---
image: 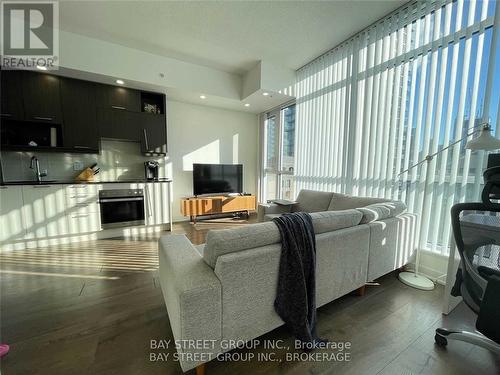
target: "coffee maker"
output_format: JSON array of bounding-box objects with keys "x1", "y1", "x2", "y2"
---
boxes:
[{"x1": 144, "y1": 161, "x2": 159, "y2": 181}]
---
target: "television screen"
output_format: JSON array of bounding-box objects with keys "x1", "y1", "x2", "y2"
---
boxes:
[{"x1": 193, "y1": 163, "x2": 243, "y2": 195}]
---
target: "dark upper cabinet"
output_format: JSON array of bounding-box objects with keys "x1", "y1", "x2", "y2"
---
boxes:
[
  {"x1": 140, "y1": 114, "x2": 167, "y2": 154},
  {"x1": 96, "y1": 84, "x2": 141, "y2": 112},
  {"x1": 22, "y1": 71, "x2": 62, "y2": 123},
  {"x1": 97, "y1": 107, "x2": 140, "y2": 142},
  {"x1": 61, "y1": 78, "x2": 99, "y2": 152},
  {"x1": 1, "y1": 71, "x2": 167, "y2": 154},
  {"x1": 0, "y1": 70, "x2": 24, "y2": 120}
]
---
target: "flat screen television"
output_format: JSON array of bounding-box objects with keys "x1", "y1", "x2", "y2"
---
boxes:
[{"x1": 193, "y1": 163, "x2": 243, "y2": 196}]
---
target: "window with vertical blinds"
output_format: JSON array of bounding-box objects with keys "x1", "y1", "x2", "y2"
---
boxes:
[{"x1": 295, "y1": 0, "x2": 499, "y2": 254}]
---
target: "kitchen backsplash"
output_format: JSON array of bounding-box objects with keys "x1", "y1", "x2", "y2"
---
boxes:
[{"x1": 1, "y1": 140, "x2": 167, "y2": 182}]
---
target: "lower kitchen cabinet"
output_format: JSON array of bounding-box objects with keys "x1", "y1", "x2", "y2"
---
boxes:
[
  {"x1": 0, "y1": 186, "x2": 27, "y2": 242},
  {"x1": 65, "y1": 184, "x2": 101, "y2": 234},
  {"x1": 67, "y1": 212, "x2": 101, "y2": 234},
  {"x1": 144, "y1": 183, "x2": 171, "y2": 226},
  {"x1": 22, "y1": 185, "x2": 68, "y2": 238},
  {"x1": 0, "y1": 182, "x2": 171, "y2": 247}
]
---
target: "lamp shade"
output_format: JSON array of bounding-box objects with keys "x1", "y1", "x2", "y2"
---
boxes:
[{"x1": 466, "y1": 125, "x2": 500, "y2": 151}]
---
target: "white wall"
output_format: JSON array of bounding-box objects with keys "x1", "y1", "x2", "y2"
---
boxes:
[
  {"x1": 166, "y1": 100, "x2": 259, "y2": 221},
  {"x1": 59, "y1": 30, "x2": 241, "y2": 100}
]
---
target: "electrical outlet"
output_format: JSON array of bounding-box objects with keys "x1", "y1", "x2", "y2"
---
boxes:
[{"x1": 73, "y1": 161, "x2": 84, "y2": 171}]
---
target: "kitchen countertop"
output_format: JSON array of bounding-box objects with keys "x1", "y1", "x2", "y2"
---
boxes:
[{"x1": 1, "y1": 178, "x2": 172, "y2": 186}]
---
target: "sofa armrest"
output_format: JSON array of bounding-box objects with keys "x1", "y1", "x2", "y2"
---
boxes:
[
  {"x1": 158, "y1": 235, "x2": 222, "y2": 371},
  {"x1": 257, "y1": 203, "x2": 293, "y2": 222}
]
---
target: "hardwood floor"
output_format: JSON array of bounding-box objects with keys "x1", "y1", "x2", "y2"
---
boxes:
[{"x1": 1, "y1": 218, "x2": 498, "y2": 375}]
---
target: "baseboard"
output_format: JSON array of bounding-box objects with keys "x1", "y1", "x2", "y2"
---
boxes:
[{"x1": 405, "y1": 249, "x2": 449, "y2": 286}]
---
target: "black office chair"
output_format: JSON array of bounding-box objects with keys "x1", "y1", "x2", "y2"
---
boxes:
[{"x1": 435, "y1": 173, "x2": 500, "y2": 353}]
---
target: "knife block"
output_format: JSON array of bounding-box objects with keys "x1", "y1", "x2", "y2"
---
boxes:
[{"x1": 75, "y1": 167, "x2": 95, "y2": 182}]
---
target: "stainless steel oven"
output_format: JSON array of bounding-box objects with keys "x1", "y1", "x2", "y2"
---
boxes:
[{"x1": 99, "y1": 189, "x2": 145, "y2": 229}]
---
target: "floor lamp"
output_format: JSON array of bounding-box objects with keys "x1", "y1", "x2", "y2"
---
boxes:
[{"x1": 398, "y1": 123, "x2": 500, "y2": 291}]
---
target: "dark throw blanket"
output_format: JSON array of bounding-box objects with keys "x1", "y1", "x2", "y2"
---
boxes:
[{"x1": 272, "y1": 212, "x2": 321, "y2": 345}]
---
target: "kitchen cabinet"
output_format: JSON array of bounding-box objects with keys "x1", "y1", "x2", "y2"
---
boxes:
[
  {"x1": 22, "y1": 185, "x2": 68, "y2": 238},
  {"x1": 97, "y1": 107, "x2": 140, "y2": 141},
  {"x1": 64, "y1": 184, "x2": 101, "y2": 234},
  {"x1": 97, "y1": 84, "x2": 141, "y2": 112},
  {"x1": 61, "y1": 78, "x2": 99, "y2": 152},
  {"x1": 144, "y1": 183, "x2": 171, "y2": 226},
  {"x1": 140, "y1": 114, "x2": 167, "y2": 155},
  {"x1": 22, "y1": 71, "x2": 63, "y2": 123},
  {"x1": 64, "y1": 184, "x2": 99, "y2": 215},
  {"x1": 1, "y1": 71, "x2": 167, "y2": 154},
  {"x1": 1, "y1": 182, "x2": 172, "y2": 248},
  {"x1": 0, "y1": 70, "x2": 24, "y2": 120},
  {"x1": 0, "y1": 186, "x2": 27, "y2": 242}
]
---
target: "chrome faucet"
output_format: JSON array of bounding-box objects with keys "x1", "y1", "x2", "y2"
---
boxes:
[{"x1": 30, "y1": 156, "x2": 47, "y2": 183}]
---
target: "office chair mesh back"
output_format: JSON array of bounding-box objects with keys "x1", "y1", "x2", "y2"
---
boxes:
[
  {"x1": 436, "y1": 173, "x2": 500, "y2": 349},
  {"x1": 451, "y1": 205, "x2": 500, "y2": 313}
]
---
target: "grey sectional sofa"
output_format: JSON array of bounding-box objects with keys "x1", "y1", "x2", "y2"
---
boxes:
[
  {"x1": 257, "y1": 189, "x2": 393, "y2": 221},
  {"x1": 158, "y1": 190, "x2": 417, "y2": 372}
]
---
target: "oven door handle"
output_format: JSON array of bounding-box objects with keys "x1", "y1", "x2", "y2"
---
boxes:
[{"x1": 99, "y1": 197, "x2": 144, "y2": 203}]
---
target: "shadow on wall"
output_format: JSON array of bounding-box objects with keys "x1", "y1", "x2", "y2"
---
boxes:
[
  {"x1": 181, "y1": 132, "x2": 241, "y2": 171},
  {"x1": 182, "y1": 140, "x2": 221, "y2": 171},
  {"x1": 170, "y1": 131, "x2": 247, "y2": 221}
]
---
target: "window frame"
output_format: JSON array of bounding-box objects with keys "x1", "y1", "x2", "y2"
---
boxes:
[{"x1": 260, "y1": 101, "x2": 296, "y2": 202}]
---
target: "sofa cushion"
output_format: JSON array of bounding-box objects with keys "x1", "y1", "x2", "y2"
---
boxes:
[
  {"x1": 194, "y1": 243, "x2": 205, "y2": 256},
  {"x1": 328, "y1": 193, "x2": 391, "y2": 211},
  {"x1": 203, "y1": 222, "x2": 281, "y2": 268},
  {"x1": 357, "y1": 201, "x2": 407, "y2": 223},
  {"x1": 204, "y1": 209, "x2": 365, "y2": 267},
  {"x1": 293, "y1": 189, "x2": 334, "y2": 213},
  {"x1": 310, "y1": 210, "x2": 363, "y2": 234}
]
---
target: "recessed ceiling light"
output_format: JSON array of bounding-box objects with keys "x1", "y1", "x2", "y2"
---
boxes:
[
  {"x1": 200, "y1": 95, "x2": 206, "y2": 99},
  {"x1": 116, "y1": 79, "x2": 125, "y2": 85},
  {"x1": 262, "y1": 92, "x2": 269, "y2": 96},
  {"x1": 244, "y1": 103, "x2": 250, "y2": 107},
  {"x1": 36, "y1": 65, "x2": 47, "y2": 71}
]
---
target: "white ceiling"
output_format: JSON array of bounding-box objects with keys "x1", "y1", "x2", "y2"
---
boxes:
[{"x1": 59, "y1": 0, "x2": 407, "y2": 76}]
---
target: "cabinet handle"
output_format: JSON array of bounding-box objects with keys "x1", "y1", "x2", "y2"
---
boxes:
[
  {"x1": 33, "y1": 185, "x2": 52, "y2": 188},
  {"x1": 33, "y1": 116, "x2": 54, "y2": 121},
  {"x1": 72, "y1": 214, "x2": 89, "y2": 218},
  {"x1": 99, "y1": 197, "x2": 144, "y2": 203},
  {"x1": 146, "y1": 186, "x2": 153, "y2": 217},
  {"x1": 74, "y1": 145, "x2": 91, "y2": 149},
  {"x1": 111, "y1": 106, "x2": 126, "y2": 110},
  {"x1": 1, "y1": 113, "x2": 12, "y2": 117},
  {"x1": 143, "y1": 128, "x2": 150, "y2": 150}
]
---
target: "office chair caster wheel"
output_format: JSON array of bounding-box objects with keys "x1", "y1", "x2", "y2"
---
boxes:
[{"x1": 434, "y1": 334, "x2": 447, "y2": 347}]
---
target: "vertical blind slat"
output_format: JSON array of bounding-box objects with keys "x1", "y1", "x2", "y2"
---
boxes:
[{"x1": 295, "y1": 0, "x2": 497, "y2": 255}]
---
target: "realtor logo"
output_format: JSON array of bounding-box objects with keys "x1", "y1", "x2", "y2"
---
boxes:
[{"x1": 1, "y1": 1, "x2": 59, "y2": 70}]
